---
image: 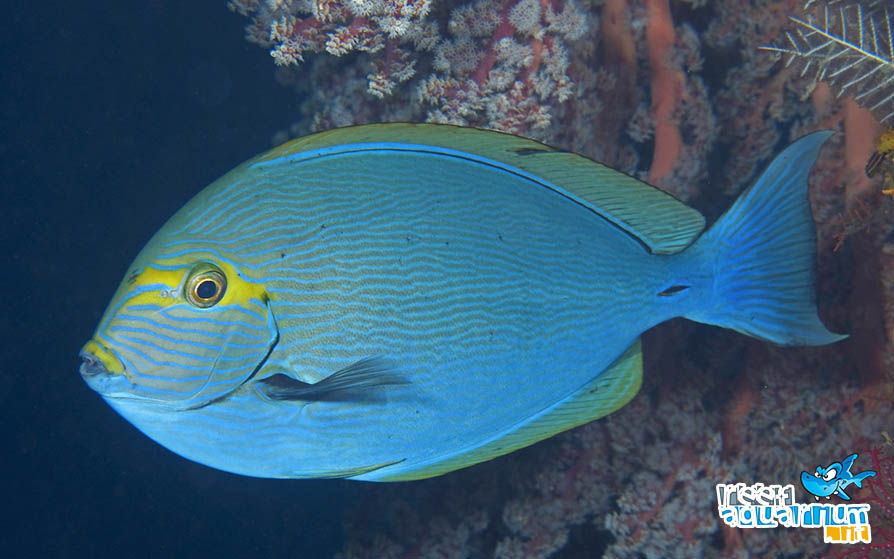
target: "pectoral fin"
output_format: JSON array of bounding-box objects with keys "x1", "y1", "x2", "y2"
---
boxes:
[{"x1": 258, "y1": 356, "x2": 409, "y2": 401}]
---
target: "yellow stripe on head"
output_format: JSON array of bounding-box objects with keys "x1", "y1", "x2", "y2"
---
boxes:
[{"x1": 121, "y1": 257, "x2": 268, "y2": 311}]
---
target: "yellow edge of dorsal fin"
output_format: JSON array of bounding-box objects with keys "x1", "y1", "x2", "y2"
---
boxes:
[
  {"x1": 374, "y1": 339, "x2": 643, "y2": 481},
  {"x1": 255, "y1": 123, "x2": 705, "y2": 254}
]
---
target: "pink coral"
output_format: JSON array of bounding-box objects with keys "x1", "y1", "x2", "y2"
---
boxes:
[
  {"x1": 416, "y1": 0, "x2": 588, "y2": 136},
  {"x1": 231, "y1": 0, "x2": 587, "y2": 138},
  {"x1": 230, "y1": 0, "x2": 436, "y2": 97}
]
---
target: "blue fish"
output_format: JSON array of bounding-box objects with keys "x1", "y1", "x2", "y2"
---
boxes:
[
  {"x1": 801, "y1": 453, "x2": 877, "y2": 500},
  {"x1": 80, "y1": 124, "x2": 846, "y2": 480}
]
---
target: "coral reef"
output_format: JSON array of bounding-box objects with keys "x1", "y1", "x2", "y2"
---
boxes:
[
  {"x1": 229, "y1": 0, "x2": 437, "y2": 96},
  {"x1": 230, "y1": 0, "x2": 588, "y2": 137},
  {"x1": 228, "y1": 0, "x2": 894, "y2": 556}
]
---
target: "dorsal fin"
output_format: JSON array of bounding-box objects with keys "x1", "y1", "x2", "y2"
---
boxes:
[
  {"x1": 254, "y1": 123, "x2": 705, "y2": 254},
  {"x1": 374, "y1": 339, "x2": 643, "y2": 481}
]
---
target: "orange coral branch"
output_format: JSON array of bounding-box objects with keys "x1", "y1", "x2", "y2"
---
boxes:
[
  {"x1": 644, "y1": 0, "x2": 684, "y2": 184},
  {"x1": 601, "y1": 0, "x2": 636, "y2": 69},
  {"x1": 472, "y1": 7, "x2": 515, "y2": 88},
  {"x1": 844, "y1": 98, "x2": 882, "y2": 203}
]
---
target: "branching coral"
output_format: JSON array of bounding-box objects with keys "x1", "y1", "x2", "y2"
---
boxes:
[
  {"x1": 229, "y1": 0, "x2": 438, "y2": 98},
  {"x1": 762, "y1": 1, "x2": 894, "y2": 123},
  {"x1": 418, "y1": 0, "x2": 588, "y2": 135},
  {"x1": 230, "y1": 0, "x2": 588, "y2": 138}
]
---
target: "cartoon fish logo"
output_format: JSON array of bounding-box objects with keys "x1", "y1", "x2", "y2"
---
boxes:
[{"x1": 801, "y1": 453, "x2": 877, "y2": 500}]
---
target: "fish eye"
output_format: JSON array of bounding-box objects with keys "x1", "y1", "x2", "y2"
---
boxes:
[
  {"x1": 185, "y1": 265, "x2": 227, "y2": 308},
  {"x1": 823, "y1": 468, "x2": 837, "y2": 481},
  {"x1": 815, "y1": 468, "x2": 822, "y2": 477}
]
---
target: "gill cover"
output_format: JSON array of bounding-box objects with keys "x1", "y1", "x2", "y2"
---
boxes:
[{"x1": 92, "y1": 255, "x2": 278, "y2": 409}]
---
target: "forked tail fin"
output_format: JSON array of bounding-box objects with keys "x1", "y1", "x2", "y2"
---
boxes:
[{"x1": 686, "y1": 131, "x2": 847, "y2": 346}]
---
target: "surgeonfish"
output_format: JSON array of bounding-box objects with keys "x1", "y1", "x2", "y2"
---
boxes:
[{"x1": 80, "y1": 123, "x2": 845, "y2": 480}]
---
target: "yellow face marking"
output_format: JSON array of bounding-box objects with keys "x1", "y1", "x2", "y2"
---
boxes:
[
  {"x1": 117, "y1": 266, "x2": 189, "y2": 309},
  {"x1": 81, "y1": 339, "x2": 125, "y2": 375},
  {"x1": 118, "y1": 259, "x2": 268, "y2": 311},
  {"x1": 90, "y1": 256, "x2": 271, "y2": 375},
  {"x1": 214, "y1": 260, "x2": 269, "y2": 306}
]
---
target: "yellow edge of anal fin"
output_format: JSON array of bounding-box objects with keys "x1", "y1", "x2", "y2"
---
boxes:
[
  {"x1": 376, "y1": 339, "x2": 644, "y2": 481},
  {"x1": 292, "y1": 458, "x2": 406, "y2": 479}
]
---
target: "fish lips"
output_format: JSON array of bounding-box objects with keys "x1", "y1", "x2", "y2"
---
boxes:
[
  {"x1": 79, "y1": 345, "x2": 131, "y2": 397},
  {"x1": 79, "y1": 349, "x2": 106, "y2": 376}
]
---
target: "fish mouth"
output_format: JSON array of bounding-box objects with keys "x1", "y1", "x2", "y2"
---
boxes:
[
  {"x1": 79, "y1": 340, "x2": 133, "y2": 398},
  {"x1": 79, "y1": 349, "x2": 109, "y2": 378},
  {"x1": 79, "y1": 339, "x2": 125, "y2": 378}
]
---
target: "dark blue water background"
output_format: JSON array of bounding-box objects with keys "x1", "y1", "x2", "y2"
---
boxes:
[{"x1": 2, "y1": 2, "x2": 363, "y2": 557}]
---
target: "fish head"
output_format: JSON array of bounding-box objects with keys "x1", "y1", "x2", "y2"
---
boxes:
[
  {"x1": 80, "y1": 245, "x2": 278, "y2": 411},
  {"x1": 800, "y1": 462, "x2": 843, "y2": 497}
]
